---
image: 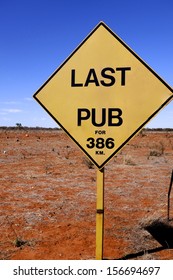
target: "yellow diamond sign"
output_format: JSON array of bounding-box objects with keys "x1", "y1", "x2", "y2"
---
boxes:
[{"x1": 33, "y1": 22, "x2": 173, "y2": 169}]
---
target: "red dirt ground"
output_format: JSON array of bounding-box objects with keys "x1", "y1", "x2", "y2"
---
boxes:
[{"x1": 0, "y1": 128, "x2": 173, "y2": 260}]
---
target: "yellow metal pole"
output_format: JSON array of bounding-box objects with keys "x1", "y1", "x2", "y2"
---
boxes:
[{"x1": 96, "y1": 167, "x2": 104, "y2": 260}]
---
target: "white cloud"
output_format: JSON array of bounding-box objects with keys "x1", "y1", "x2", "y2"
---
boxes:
[
  {"x1": 24, "y1": 97, "x2": 33, "y2": 102},
  {"x1": 0, "y1": 109, "x2": 22, "y2": 114},
  {"x1": 0, "y1": 101, "x2": 20, "y2": 105}
]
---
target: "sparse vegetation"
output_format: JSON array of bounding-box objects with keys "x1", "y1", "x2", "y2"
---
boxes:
[
  {"x1": 148, "y1": 141, "x2": 165, "y2": 158},
  {"x1": 14, "y1": 238, "x2": 28, "y2": 248},
  {"x1": 1, "y1": 128, "x2": 173, "y2": 260},
  {"x1": 124, "y1": 155, "x2": 136, "y2": 165},
  {"x1": 16, "y1": 123, "x2": 22, "y2": 128},
  {"x1": 149, "y1": 150, "x2": 162, "y2": 157},
  {"x1": 83, "y1": 157, "x2": 95, "y2": 169},
  {"x1": 6, "y1": 216, "x2": 27, "y2": 248}
]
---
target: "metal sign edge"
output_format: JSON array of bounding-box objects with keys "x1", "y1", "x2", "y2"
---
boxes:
[{"x1": 33, "y1": 21, "x2": 173, "y2": 169}]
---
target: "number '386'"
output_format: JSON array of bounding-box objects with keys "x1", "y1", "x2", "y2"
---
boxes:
[{"x1": 86, "y1": 137, "x2": 115, "y2": 149}]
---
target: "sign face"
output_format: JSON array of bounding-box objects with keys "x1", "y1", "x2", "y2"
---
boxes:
[{"x1": 33, "y1": 22, "x2": 173, "y2": 169}]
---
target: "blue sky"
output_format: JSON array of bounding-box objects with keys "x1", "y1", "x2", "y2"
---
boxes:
[{"x1": 0, "y1": 0, "x2": 173, "y2": 128}]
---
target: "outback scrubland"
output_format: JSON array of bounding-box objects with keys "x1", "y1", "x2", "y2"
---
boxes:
[{"x1": 0, "y1": 127, "x2": 173, "y2": 259}]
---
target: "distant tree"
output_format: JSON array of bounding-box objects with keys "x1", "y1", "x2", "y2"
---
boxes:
[{"x1": 16, "y1": 123, "x2": 22, "y2": 128}]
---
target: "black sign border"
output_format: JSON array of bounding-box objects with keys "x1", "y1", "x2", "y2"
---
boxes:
[{"x1": 33, "y1": 22, "x2": 173, "y2": 169}]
